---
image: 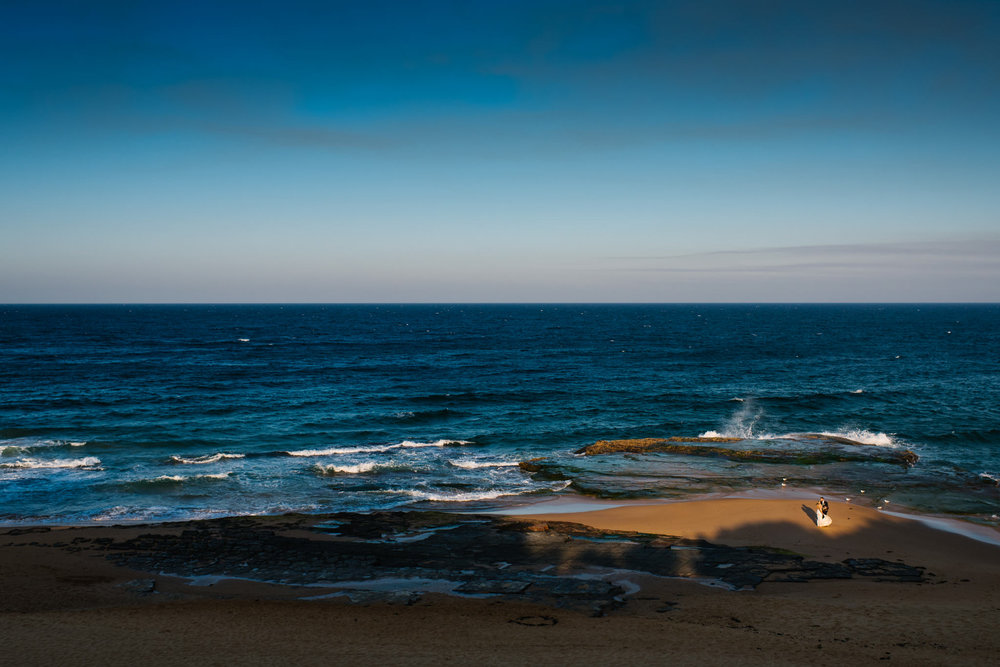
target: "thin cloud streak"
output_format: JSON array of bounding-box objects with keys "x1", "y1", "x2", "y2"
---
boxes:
[{"x1": 611, "y1": 238, "x2": 1000, "y2": 262}]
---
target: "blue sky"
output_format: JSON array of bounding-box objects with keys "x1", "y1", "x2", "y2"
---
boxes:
[{"x1": 2, "y1": 0, "x2": 998, "y2": 302}]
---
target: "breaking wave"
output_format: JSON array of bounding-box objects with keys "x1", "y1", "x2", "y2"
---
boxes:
[
  {"x1": 285, "y1": 439, "x2": 471, "y2": 457},
  {"x1": 398, "y1": 481, "x2": 571, "y2": 503},
  {"x1": 123, "y1": 473, "x2": 232, "y2": 488},
  {"x1": 699, "y1": 429, "x2": 899, "y2": 448},
  {"x1": 0, "y1": 456, "x2": 102, "y2": 470},
  {"x1": 1, "y1": 439, "x2": 88, "y2": 456},
  {"x1": 448, "y1": 459, "x2": 521, "y2": 470},
  {"x1": 169, "y1": 453, "x2": 246, "y2": 465},
  {"x1": 313, "y1": 462, "x2": 417, "y2": 475},
  {"x1": 816, "y1": 429, "x2": 897, "y2": 447}
]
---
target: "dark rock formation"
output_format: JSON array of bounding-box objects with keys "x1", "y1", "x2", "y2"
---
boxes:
[
  {"x1": 573, "y1": 437, "x2": 919, "y2": 466},
  {"x1": 19, "y1": 511, "x2": 922, "y2": 615}
]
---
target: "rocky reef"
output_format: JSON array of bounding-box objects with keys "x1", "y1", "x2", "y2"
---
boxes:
[
  {"x1": 5, "y1": 511, "x2": 926, "y2": 617},
  {"x1": 573, "y1": 436, "x2": 919, "y2": 466}
]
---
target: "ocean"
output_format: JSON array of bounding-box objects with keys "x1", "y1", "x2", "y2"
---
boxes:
[{"x1": 1, "y1": 304, "x2": 998, "y2": 525}]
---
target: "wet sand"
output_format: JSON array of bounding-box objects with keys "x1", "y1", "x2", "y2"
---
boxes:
[{"x1": 3, "y1": 498, "x2": 999, "y2": 666}]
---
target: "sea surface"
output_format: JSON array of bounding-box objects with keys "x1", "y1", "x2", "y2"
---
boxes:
[{"x1": 1, "y1": 304, "x2": 998, "y2": 525}]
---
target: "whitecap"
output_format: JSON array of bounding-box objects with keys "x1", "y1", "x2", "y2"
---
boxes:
[
  {"x1": 170, "y1": 452, "x2": 246, "y2": 465},
  {"x1": 0, "y1": 456, "x2": 102, "y2": 470},
  {"x1": 286, "y1": 439, "x2": 470, "y2": 457},
  {"x1": 137, "y1": 473, "x2": 232, "y2": 484},
  {"x1": 1, "y1": 438, "x2": 87, "y2": 453},
  {"x1": 401, "y1": 488, "x2": 518, "y2": 502},
  {"x1": 448, "y1": 459, "x2": 521, "y2": 470},
  {"x1": 980, "y1": 472, "x2": 1000, "y2": 486},
  {"x1": 400, "y1": 480, "x2": 571, "y2": 503},
  {"x1": 315, "y1": 462, "x2": 380, "y2": 475}
]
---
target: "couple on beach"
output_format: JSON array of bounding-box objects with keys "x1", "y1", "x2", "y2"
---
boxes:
[{"x1": 815, "y1": 497, "x2": 832, "y2": 527}]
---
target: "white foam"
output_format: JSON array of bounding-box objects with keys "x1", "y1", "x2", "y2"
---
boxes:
[
  {"x1": 698, "y1": 428, "x2": 898, "y2": 447},
  {"x1": 90, "y1": 505, "x2": 174, "y2": 522},
  {"x1": 980, "y1": 472, "x2": 999, "y2": 486},
  {"x1": 819, "y1": 429, "x2": 896, "y2": 447},
  {"x1": 402, "y1": 480, "x2": 571, "y2": 503},
  {"x1": 1, "y1": 438, "x2": 87, "y2": 452},
  {"x1": 402, "y1": 489, "x2": 515, "y2": 502},
  {"x1": 315, "y1": 462, "x2": 380, "y2": 474},
  {"x1": 448, "y1": 459, "x2": 520, "y2": 470},
  {"x1": 850, "y1": 389, "x2": 864, "y2": 394},
  {"x1": 170, "y1": 453, "x2": 246, "y2": 465},
  {"x1": 701, "y1": 399, "x2": 763, "y2": 439},
  {"x1": 286, "y1": 439, "x2": 469, "y2": 457},
  {"x1": 0, "y1": 456, "x2": 101, "y2": 470},
  {"x1": 143, "y1": 473, "x2": 231, "y2": 483}
]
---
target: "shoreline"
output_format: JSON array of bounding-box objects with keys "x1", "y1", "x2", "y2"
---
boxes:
[
  {"x1": 488, "y1": 489, "x2": 1000, "y2": 547},
  {"x1": 4, "y1": 495, "x2": 999, "y2": 665}
]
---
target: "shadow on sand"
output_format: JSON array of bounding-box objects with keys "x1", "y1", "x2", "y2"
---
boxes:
[{"x1": 19, "y1": 507, "x2": 931, "y2": 618}]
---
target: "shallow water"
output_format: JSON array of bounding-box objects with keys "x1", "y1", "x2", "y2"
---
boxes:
[{"x1": 1, "y1": 304, "x2": 998, "y2": 524}]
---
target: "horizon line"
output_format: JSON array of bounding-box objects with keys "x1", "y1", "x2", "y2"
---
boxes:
[{"x1": 3, "y1": 301, "x2": 997, "y2": 307}]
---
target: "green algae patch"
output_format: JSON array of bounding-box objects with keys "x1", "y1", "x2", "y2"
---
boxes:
[{"x1": 576, "y1": 437, "x2": 740, "y2": 456}]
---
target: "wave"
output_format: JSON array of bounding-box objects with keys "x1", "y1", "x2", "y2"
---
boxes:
[
  {"x1": 448, "y1": 459, "x2": 521, "y2": 470},
  {"x1": 285, "y1": 439, "x2": 471, "y2": 457},
  {"x1": 398, "y1": 482, "x2": 571, "y2": 503},
  {"x1": 0, "y1": 439, "x2": 88, "y2": 456},
  {"x1": 697, "y1": 428, "x2": 899, "y2": 448},
  {"x1": 124, "y1": 473, "x2": 232, "y2": 487},
  {"x1": 169, "y1": 453, "x2": 246, "y2": 465},
  {"x1": 814, "y1": 430, "x2": 896, "y2": 447},
  {"x1": 91, "y1": 505, "x2": 175, "y2": 522},
  {"x1": 313, "y1": 462, "x2": 418, "y2": 475},
  {"x1": 980, "y1": 473, "x2": 1000, "y2": 486},
  {"x1": 0, "y1": 456, "x2": 101, "y2": 470}
]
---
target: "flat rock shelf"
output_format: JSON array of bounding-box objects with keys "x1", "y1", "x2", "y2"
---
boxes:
[{"x1": 4, "y1": 511, "x2": 925, "y2": 617}]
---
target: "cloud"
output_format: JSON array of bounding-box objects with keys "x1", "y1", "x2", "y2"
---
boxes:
[{"x1": 604, "y1": 238, "x2": 1000, "y2": 275}]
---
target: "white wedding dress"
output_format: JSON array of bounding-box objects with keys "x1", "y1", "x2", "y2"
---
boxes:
[{"x1": 816, "y1": 510, "x2": 832, "y2": 527}]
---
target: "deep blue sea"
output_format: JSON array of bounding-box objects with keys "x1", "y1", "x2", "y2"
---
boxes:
[{"x1": 2, "y1": 304, "x2": 998, "y2": 525}]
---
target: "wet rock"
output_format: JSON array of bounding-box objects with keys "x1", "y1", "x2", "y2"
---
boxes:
[
  {"x1": 4, "y1": 527, "x2": 52, "y2": 535},
  {"x1": 455, "y1": 579, "x2": 531, "y2": 594},
  {"x1": 845, "y1": 558, "x2": 924, "y2": 581},
  {"x1": 118, "y1": 578, "x2": 156, "y2": 594},
  {"x1": 573, "y1": 438, "x2": 918, "y2": 466},
  {"x1": 45, "y1": 510, "x2": 927, "y2": 614},
  {"x1": 509, "y1": 615, "x2": 557, "y2": 627}
]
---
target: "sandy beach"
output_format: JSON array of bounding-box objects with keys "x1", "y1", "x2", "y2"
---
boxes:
[{"x1": 4, "y1": 497, "x2": 999, "y2": 666}]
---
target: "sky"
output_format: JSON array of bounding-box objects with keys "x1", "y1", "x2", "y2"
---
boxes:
[{"x1": 1, "y1": 0, "x2": 999, "y2": 303}]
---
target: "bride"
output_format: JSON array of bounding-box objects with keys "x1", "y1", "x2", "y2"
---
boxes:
[{"x1": 816, "y1": 499, "x2": 832, "y2": 527}]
